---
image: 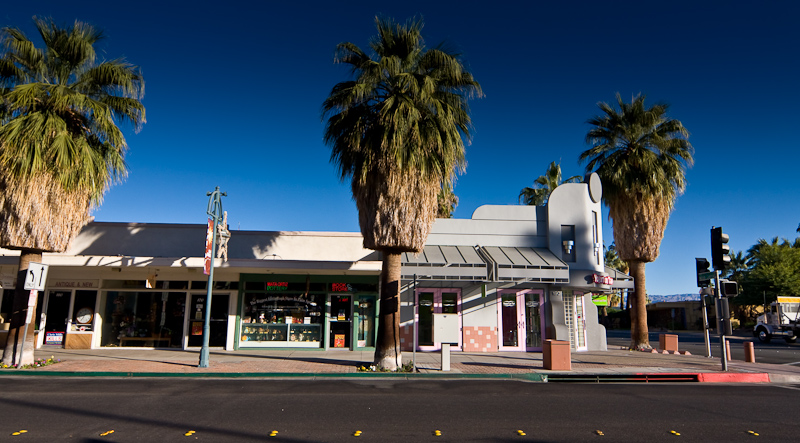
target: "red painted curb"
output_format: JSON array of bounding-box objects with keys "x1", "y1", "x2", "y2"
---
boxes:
[{"x1": 696, "y1": 373, "x2": 770, "y2": 383}]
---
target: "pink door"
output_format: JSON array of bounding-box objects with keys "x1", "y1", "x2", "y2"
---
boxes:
[
  {"x1": 498, "y1": 290, "x2": 544, "y2": 351},
  {"x1": 416, "y1": 289, "x2": 461, "y2": 351}
]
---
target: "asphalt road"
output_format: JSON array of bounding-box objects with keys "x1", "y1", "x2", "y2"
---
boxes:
[
  {"x1": 1, "y1": 378, "x2": 799, "y2": 442},
  {"x1": 606, "y1": 329, "x2": 800, "y2": 365}
]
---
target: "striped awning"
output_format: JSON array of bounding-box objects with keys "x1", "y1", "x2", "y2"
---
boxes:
[
  {"x1": 401, "y1": 245, "x2": 488, "y2": 281},
  {"x1": 480, "y1": 246, "x2": 570, "y2": 282}
]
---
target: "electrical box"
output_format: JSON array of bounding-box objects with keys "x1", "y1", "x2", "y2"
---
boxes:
[{"x1": 432, "y1": 313, "x2": 459, "y2": 344}]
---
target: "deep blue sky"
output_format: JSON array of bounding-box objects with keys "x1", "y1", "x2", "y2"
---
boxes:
[{"x1": 3, "y1": 1, "x2": 799, "y2": 296}]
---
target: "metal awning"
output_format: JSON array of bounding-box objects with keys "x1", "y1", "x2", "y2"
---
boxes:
[
  {"x1": 606, "y1": 266, "x2": 635, "y2": 289},
  {"x1": 401, "y1": 245, "x2": 488, "y2": 281},
  {"x1": 480, "y1": 247, "x2": 569, "y2": 282}
]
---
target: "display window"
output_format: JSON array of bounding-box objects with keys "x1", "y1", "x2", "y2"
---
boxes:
[
  {"x1": 240, "y1": 292, "x2": 324, "y2": 348},
  {"x1": 101, "y1": 291, "x2": 186, "y2": 348}
]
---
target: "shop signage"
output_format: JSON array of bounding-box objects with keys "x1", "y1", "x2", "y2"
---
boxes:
[
  {"x1": 249, "y1": 295, "x2": 316, "y2": 306},
  {"x1": 331, "y1": 283, "x2": 353, "y2": 292},
  {"x1": 777, "y1": 296, "x2": 800, "y2": 304},
  {"x1": 52, "y1": 280, "x2": 99, "y2": 289},
  {"x1": 45, "y1": 332, "x2": 64, "y2": 345},
  {"x1": 265, "y1": 282, "x2": 289, "y2": 291},
  {"x1": 592, "y1": 274, "x2": 614, "y2": 285}
]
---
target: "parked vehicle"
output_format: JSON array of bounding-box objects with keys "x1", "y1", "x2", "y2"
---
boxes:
[{"x1": 754, "y1": 297, "x2": 800, "y2": 343}]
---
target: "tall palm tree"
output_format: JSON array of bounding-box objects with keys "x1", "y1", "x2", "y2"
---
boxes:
[
  {"x1": 0, "y1": 18, "x2": 144, "y2": 366},
  {"x1": 580, "y1": 94, "x2": 693, "y2": 350},
  {"x1": 519, "y1": 161, "x2": 581, "y2": 206},
  {"x1": 322, "y1": 17, "x2": 481, "y2": 369}
]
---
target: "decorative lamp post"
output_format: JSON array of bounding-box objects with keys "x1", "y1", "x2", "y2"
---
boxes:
[{"x1": 199, "y1": 187, "x2": 227, "y2": 368}]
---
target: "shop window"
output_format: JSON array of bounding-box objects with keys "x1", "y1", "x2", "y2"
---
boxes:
[
  {"x1": 1, "y1": 289, "x2": 13, "y2": 322},
  {"x1": 101, "y1": 292, "x2": 185, "y2": 348},
  {"x1": 71, "y1": 291, "x2": 97, "y2": 332},
  {"x1": 240, "y1": 292, "x2": 323, "y2": 346},
  {"x1": 190, "y1": 281, "x2": 239, "y2": 290}
]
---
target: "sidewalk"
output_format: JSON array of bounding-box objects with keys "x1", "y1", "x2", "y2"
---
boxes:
[{"x1": 1, "y1": 344, "x2": 797, "y2": 383}]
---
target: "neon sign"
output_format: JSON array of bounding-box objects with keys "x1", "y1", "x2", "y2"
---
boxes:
[
  {"x1": 592, "y1": 274, "x2": 614, "y2": 285},
  {"x1": 265, "y1": 282, "x2": 288, "y2": 291},
  {"x1": 331, "y1": 283, "x2": 353, "y2": 292}
]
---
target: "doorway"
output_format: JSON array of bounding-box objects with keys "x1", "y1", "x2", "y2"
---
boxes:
[
  {"x1": 497, "y1": 289, "x2": 544, "y2": 351},
  {"x1": 43, "y1": 291, "x2": 71, "y2": 347},
  {"x1": 187, "y1": 293, "x2": 229, "y2": 348},
  {"x1": 416, "y1": 289, "x2": 461, "y2": 351}
]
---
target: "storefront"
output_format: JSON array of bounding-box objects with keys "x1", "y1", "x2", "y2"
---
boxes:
[
  {"x1": 236, "y1": 274, "x2": 379, "y2": 350},
  {"x1": 398, "y1": 174, "x2": 633, "y2": 353}
]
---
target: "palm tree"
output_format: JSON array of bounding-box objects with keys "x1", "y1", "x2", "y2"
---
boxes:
[
  {"x1": 580, "y1": 94, "x2": 693, "y2": 350},
  {"x1": 436, "y1": 183, "x2": 458, "y2": 218},
  {"x1": 322, "y1": 17, "x2": 481, "y2": 369},
  {"x1": 1, "y1": 18, "x2": 144, "y2": 366},
  {"x1": 519, "y1": 161, "x2": 581, "y2": 206},
  {"x1": 604, "y1": 243, "x2": 629, "y2": 310}
]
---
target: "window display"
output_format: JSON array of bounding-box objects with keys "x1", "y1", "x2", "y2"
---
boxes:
[{"x1": 240, "y1": 292, "x2": 323, "y2": 347}]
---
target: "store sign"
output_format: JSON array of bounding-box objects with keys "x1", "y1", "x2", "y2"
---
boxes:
[
  {"x1": 265, "y1": 282, "x2": 289, "y2": 291},
  {"x1": 331, "y1": 283, "x2": 353, "y2": 292},
  {"x1": 52, "y1": 280, "x2": 98, "y2": 288},
  {"x1": 592, "y1": 274, "x2": 614, "y2": 285}
]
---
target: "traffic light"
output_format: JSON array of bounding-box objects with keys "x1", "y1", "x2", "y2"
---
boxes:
[
  {"x1": 720, "y1": 280, "x2": 739, "y2": 297},
  {"x1": 711, "y1": 227, "x2": 730, "y2": 272},
  {"x1": 695, "y1": 258, "x2": 712, "y2": 288}
]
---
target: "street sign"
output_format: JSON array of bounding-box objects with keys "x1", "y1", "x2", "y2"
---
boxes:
[
  {"x1": 698, "y1": 271, "x2": 715, "y2": 282},
  {"x1": 23, "y1": 262, "x2": 49, "y2": 291}
]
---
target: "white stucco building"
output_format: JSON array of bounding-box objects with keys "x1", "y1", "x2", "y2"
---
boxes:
[{"x1": 0, "y1": 174, "x2": 631, "y2": 353}]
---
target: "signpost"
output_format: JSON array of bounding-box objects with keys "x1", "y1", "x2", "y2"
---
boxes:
[{"x1": 18, "y1": 263, "x2": 49, "y2": 367}]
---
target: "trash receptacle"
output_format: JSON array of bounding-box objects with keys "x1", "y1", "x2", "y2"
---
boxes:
[
  {"x1": 543, "y1": 339, "x2": 571, "y2": 370},
  {"x1": 659, "y1": 334, "x2": 678, "y2": 352}
]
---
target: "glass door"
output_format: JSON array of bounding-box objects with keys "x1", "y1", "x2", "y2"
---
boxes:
[
  {"x1": 355, "y1": 295, "x2": 376, "y2": 349},
  {"x1": 574, "y1": 292, "x2": 587, "y2": 351},
  {"x1": 43, "y1": 291, "x2": 71, "y2": 347},
  {"x1": 498, "y1": 290, "x2": 544, "y2": 351},
  {"x1": 329, "y1": 295, "x2": 352, "y2": 349},
  {"x1": 525, "y1": 292, "x2": 543, "y2": 350},
  {"x1": 416, "y1": 289, "x2": 461, "y2": 351},
  {"x1": 187, "y1": 293, "x2": 228, "y2": 348}
]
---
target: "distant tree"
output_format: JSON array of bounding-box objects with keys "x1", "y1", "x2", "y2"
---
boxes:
[
  {"x1": 322, "y1": 17, "x2": 481, "y2": 370},
  {"x1": 436, "y1": 183, "x2": 458, "y2": 218},
  {"x1": 738, "y1": 238, "x2": 800, "y2": 308},
  {"x1": 1, "y1": 18, "x2": 144, "y2": 366},
  {"x1": 604, "y1": 243, "x2": 628, "y2": 310},
  {"x1": 580, "y1": 94, "x2": 693, "y2": 350},
  {"x1": 519, "y1": 161, "x2": 581, "y2": 206}
]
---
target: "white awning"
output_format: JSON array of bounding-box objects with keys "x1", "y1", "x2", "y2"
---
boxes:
[
  {"x1": 480, "y1": 247, "x2": 570, "y2": 282},
  {"x1": 401, "y1": 245, "x2": 488, "y2": 281}
]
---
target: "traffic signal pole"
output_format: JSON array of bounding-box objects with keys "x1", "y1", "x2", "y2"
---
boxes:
[{"x1": 715, "y1": 269, "x2": 728, "y2": 372}]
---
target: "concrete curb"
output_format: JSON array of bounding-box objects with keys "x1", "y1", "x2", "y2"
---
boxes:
[{"x1": 0, "y1": 371, "x2": 549, "y2": 382}]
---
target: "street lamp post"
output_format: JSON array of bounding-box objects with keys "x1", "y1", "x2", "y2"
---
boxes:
[{"x1": 199, "y1": 187, "x2": 226, "y2": 368}]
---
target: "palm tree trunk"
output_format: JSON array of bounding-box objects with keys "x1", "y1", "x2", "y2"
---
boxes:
[
  {"x1": 373, "y1": 251, "x2": 402, "y2": 370},
  {"x1": 628, "y1": 261, "x2": 651, "y2": 350},
  {"x1": 2, "y1": 249, "x2": 42, "y2": 367}
]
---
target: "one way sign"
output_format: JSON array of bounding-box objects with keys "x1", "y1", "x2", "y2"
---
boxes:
[{"x1": 23, "y1": 262, "x2": 49, "y2": 291}]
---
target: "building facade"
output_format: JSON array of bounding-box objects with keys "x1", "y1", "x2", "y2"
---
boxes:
[{"x1": 0, "y1": 174, "x2": 631, "y2": 353}]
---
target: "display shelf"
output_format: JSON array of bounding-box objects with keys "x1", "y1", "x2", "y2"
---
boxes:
[{"x1": 240, "y1": 323, "x2": 321, "y2": 347}]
